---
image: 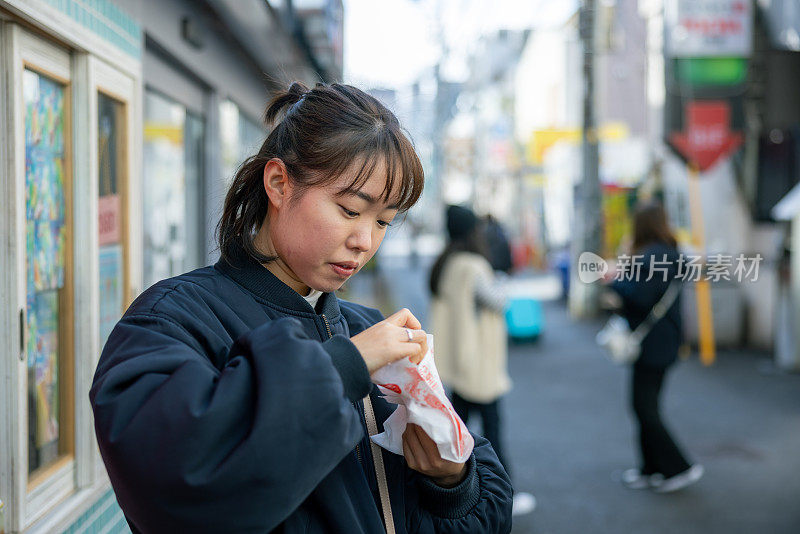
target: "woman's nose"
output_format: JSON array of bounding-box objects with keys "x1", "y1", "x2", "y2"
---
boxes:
[{"x1": 347, "y1": 224, "x2": 372, "y2": 252}]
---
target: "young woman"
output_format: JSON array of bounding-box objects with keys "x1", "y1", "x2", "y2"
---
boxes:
[
  {"x1": 609, "y1": 201, "x2": 703, "y2": 493},
  {"x1": 90, "y1": 83, "x2": 512, "y2": 533}
]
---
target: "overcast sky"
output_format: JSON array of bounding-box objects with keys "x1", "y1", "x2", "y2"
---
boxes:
[{"x1": 343, "y1": 0, "x2": 578, "y2": 88}]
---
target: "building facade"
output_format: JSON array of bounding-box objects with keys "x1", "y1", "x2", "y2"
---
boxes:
[{"x1": 0, "y1": 0, "x2": 341, "y2": 531}]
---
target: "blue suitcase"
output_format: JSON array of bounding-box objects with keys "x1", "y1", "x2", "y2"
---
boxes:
[{"x1": 505, "y1": 298, "x2": 543, "y2": 341}]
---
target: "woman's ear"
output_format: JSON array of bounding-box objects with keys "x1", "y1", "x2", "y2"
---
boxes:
[{"x1": 263, "y1": 158, "x2": 291, "y2": 209}]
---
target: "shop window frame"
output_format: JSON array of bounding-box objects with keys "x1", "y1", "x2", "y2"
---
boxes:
[{"x1": 85, "y1": 55, "x2": 140, "y2": 485}]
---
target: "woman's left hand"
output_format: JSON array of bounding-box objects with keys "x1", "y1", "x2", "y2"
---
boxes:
[{"x1": 402, "y1": 423, "x2": 467, "y2": 488}]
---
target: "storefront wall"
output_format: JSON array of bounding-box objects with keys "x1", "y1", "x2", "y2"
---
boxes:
[
  {"x1": 121, "y1": 0, "x2": 286, "y2": 268},
  {"x1": 1, "y1": 0, "x2": 314, "y2": 532},
  {"x1": 0, "y1": 1, "x2": 142, "y2": 531}
]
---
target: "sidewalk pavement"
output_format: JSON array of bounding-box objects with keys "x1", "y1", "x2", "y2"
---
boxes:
[
  {"x1": 343, "y1": 253, "x2": 800, "y2": 534},
  {"x1": 506, "y1": 299, "x2": 800, "y2": 534}
]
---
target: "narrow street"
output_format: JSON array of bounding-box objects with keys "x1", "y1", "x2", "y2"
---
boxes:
[
  {"x1": 6, "y1": 2, "x2": 800, "y2": 532},
  {"x1": 345, "y1": 252, "x2": 800, "y2": 534}
]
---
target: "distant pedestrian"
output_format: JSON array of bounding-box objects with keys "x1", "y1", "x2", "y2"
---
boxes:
[
  {"x1": 607, "y1": 201, "x2": 704, "y2": 493},
  {"x1": 408, "y1": 216, "x2": 422, "y2": 268},
  {"x1": 90, "y1": 82, "x2": 512, "y2": 533},
  {"x1": 484, "y1": 214, "x2": 513, "y2": 274},
  {"x1": 430, "y1": 205, "x2": 536, "y2": 515}
]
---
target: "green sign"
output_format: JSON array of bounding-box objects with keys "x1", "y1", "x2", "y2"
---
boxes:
[{"x1": 675, "y1": 57, "x2": 748, "y2": 87}]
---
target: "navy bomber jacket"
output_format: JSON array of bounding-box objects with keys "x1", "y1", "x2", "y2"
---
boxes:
[{"x1": 90, "y1": 246, "x2": 513, "y2": 533}]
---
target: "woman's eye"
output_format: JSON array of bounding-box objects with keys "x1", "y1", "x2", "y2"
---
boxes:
[
  {"x1": 340, "y1": 206, "x2": 359, "y2": 218},
  {"x1": 377, "y1": 220, "x2": 393, "y2": 228}
]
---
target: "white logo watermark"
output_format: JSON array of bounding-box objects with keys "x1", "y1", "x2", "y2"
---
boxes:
[
  {"x1": 577, "y1": 252, "x2": 609, "y2": 283},
  {"x1": 577, "y1": 253, "x2": 764, "y2": 284}
]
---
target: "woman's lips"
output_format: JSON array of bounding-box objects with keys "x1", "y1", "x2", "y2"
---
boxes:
[{"x1": 330, "y1": 262, "x2": 357, "y2": 277}]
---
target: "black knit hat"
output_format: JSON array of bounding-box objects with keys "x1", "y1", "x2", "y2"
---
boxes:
[{"x1": 446, "y1": 205, "x2": 478, "y2": 241}]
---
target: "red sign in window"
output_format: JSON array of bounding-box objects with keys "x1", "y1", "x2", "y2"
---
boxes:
[{"x1": 98, "y1": 194, "x2": 121, "y2": 246}]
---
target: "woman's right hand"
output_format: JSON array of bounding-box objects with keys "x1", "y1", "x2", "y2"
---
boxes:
[{"x1": 350, "y1": 308, "x2": 428, "y2": 374}]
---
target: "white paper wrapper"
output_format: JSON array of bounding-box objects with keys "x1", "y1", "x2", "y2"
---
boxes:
[{"x1": 370, "y1": 335, "x2": 474, "y2": 463}]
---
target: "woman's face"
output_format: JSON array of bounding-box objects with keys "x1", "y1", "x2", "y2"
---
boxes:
[{"x1": 262, "y1": 161, "x2": 400, "y2": 295}]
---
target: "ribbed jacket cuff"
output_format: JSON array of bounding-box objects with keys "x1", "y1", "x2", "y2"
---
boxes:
[
  {"x1": 322, "y1": 334, "x2": 371, "y2": 402},
  {"x1": 416, "y1": 454, "x2": 480, "y2": 519}
]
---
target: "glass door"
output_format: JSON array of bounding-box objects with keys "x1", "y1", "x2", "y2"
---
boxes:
[{"x1": 143, "y1": 89, "x2": 206, "y2": 288}]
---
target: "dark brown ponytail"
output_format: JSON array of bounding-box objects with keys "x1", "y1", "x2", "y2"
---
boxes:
[{"x1": 216, "y1": 81, "x2": 424, "y2": 265}]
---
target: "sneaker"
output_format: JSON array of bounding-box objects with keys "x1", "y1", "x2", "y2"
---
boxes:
[
  {"x1": 621, "y1": 469, "x2": 660, "y2": 490},
  {"x1": 512, "y1": 492, "x2": 537, "y2": 516},
  {"x1": 654, "y1": 464, "x2": 704, "y2": 493}
]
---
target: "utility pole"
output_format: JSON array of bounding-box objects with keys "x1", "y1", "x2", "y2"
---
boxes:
[
  {"x1": 432, "y1": 0, "x2": 447, "y2": 228},
  {"x1": 433, "y1": 62, "x2": 445, "y2": 212},
  {"x1": 570, "y1": 0, "x2": 603, "y2": 318}
]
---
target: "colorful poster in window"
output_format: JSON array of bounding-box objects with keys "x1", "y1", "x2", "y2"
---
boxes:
[
  {"x1": 98, "y1": 93, "x2": 120, "y2": 196},
  {"x1": 25, "y1": 69, "x2": 66, "y2": 291},
  {"x1": 24, "y1": 68, "x2": 67, "y2": 474},
  {"x1": 98, "y1": 93, "x2": 126, "y2": 348},
  {"x1": 25, "y1": 218, "x2": 66, "y2": 291},
  {"x1": 99, "y1": 244, "x2": 123, "y2": 347},
  {"x1": 27, "y1": 290, "x2": 60, "y2": 449}
]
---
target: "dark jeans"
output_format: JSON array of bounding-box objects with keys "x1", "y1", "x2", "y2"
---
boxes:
[
  {"x1": 631, "y1": 364, "x2": 691, "y2": 478},
  {"x1": 450, "y1": 392, "x2": 509, "y2": 477}
]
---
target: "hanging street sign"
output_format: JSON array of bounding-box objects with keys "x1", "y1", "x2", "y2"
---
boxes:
[
  {"x1": 668, "y1": 100, "x2": 743, "y2": 172},
  {"x1": 665, "y1": 0, "x2": 753, "y2": 58}
]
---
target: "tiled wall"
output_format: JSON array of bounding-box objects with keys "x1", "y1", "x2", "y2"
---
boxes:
[
  {"x1": 41, "y1": 0, "x2": 142, "y2": 58},
  {"x1": 63, "y1": 489, "x2": 129, "y2": 534}
]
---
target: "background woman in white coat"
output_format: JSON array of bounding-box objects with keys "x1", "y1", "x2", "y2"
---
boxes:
[{"x1": 429, "y1": 205, "x2": 535, "y2": 515}]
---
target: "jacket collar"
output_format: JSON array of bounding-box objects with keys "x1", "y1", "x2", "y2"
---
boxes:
[{"x1": 215, "y1": 245, "x2": 342, "y2": 320}]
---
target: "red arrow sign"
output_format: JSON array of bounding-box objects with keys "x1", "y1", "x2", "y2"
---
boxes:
[{"x1": 669, "y1": 100, "x2": 743, "y2": 172}]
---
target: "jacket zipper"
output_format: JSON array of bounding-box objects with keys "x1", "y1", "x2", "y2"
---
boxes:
[
  {"x1": 321, "y1": 313, "x2": 333, "y2": 338},
  {"x1": 321, "y1": 314, "x2": 363, "y2": 466}
]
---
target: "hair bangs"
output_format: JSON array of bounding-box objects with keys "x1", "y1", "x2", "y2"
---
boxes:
[
  {"x1": 387, "y1": 127, "x2": 424, "y2": 212},
  {"x1": 332, "y1": 127, "x2": 423, "y2": 212}
]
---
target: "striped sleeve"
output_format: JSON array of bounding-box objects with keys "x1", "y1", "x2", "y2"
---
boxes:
[{"x1": 474, "y1": 271, "x2": 507, "y2": 312}]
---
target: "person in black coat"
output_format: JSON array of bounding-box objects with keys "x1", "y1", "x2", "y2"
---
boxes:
[
  {"x1": 609, "y1": 201, "x2": 704, "y2": 493},
  {"x1": 90, "y1": 82, "x2": 512, "y2": 533},
  {"x1": 483, "y1": 214, "x2": 513, "y2": 274}
]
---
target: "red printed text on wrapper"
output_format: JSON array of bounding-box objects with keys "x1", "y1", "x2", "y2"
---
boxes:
[{"x1": 404, "y1": 365, "x2": 468, "y2": 458}]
